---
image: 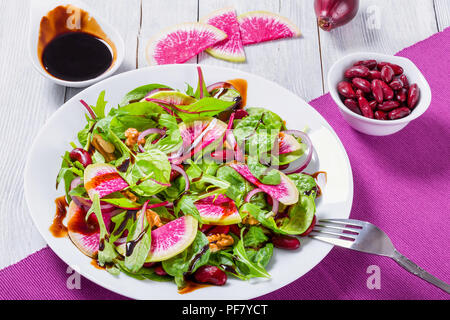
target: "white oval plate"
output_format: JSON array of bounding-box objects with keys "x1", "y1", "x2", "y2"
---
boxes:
[{"x1": 24, "y1": 64, "x2": 353, "y2": 300}]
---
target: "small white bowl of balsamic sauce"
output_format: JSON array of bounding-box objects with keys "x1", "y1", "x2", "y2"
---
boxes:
[{"x1": 29, "y1": 0, "x2": 124, "y2": 87}]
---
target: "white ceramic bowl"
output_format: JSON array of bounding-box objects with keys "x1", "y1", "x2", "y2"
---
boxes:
[
  {"x1": 28, "y1": 0, "x2": 124, "y2": 88},
  {"x1": 327, "y1": 52, "x2": 431, "y2": 136}
]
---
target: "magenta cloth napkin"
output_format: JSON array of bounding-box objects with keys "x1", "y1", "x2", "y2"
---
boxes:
[{"x1": 1, "y1": 28, "x2": 449, "y2": 300}]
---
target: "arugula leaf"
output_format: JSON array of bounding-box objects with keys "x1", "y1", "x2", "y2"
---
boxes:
[
  {"x1": 185, "y1": 160, "x2": 229, "y2": 193},
  {"x1": 162, "y1": 231, "x2": 210, "y2": 288},
  {"x1": 119, "y1": 84, "x2": 172, "y2": 107},
  {"x1": 243, "y1": 226, "x2": 269, "y2": 248},
  {"x1": 87, "y1": 194, "x2": 118, "y2": 266},
  {"x1": 125, "y1": 150, "x2": 172, "y2": 197},
  {"x1": 108, "y1": 211, "x2": 135, "y2": 243},
  {"x1": 240, "y1": 195, "x2": 316, "y2": 235},
  {"x1": 174, "y1": 195, "x2": 203, "y2": 223},
  {"x1": 233, "y1": 230, "x2": 270, "y2": 279},
  {"x1": 144, "y1": 114, "x2": 182, "y2": 154},
  {"x1": 101, "y1": 192, "x2": 141, "y2": 209},
  {"x1": 114, "y1": 260, "x2": 172, "y2": 282},
  {"x1": 125, "y1": 205, "x2": 151, "y2": 273},
  {"x1": 91, "y1": 90, "x2": 107, "y2": 119},
  {"x1": 175, "y1": 98, "x2": 235, "y2": 122},
  {"x1": 246, "y1": 243, "x2": 273, "y2": 268}
]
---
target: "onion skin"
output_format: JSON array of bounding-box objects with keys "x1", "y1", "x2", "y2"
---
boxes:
[{"x1": 314, "y1": 0, "x2": 359, "y2": 31}]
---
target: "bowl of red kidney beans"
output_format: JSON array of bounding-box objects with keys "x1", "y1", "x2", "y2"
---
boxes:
[{"x1": 328, "y1": 52, "x2": 431, "y2": 136}]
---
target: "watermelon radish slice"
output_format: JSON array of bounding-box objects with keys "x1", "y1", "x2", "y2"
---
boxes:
[
  {"x1": 143, "y1": 90, "x2": 197, "y2": 105},
  {"x1": 238, "y1": 11, "x2": 301, "y2": 45},
  {"x1": 195, "y1": 194, "x2": 241, "y2": 225},
  {"x1": 229, "y1": 162, "x2": 299, "y2": 205},
  {"x1": 146, "y1": 215, "x2": 198, "y2": 262},
  {"x1": 169, "y1": 117, "x2": 227, "y2": 164},
  {"x1": 66, "y1": 201, "x2": 117, "y2": 258},
  {"x1": 278, "y1": 132, "x2": 302, "y2": 154},
  {"x1": 201, "y1": 7, "x2": 246, "y2": 62},
  {"x1": 145, "y1": 23, "x2": 227, "y2": 65},
  {"x1": 84, "y1": 163, "x2": 128, "y2": 200}
]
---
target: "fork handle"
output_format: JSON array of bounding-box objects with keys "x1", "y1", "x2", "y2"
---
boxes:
[{"x1": 392, "y1": 250, "x2": 450, "y2": 294}]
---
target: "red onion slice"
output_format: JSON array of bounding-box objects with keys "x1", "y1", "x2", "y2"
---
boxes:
[
  {"x1": 244, "y1": 188, "x2": 279, "y2": 215},
  {"x1": 171, "y1": 164, "x2": 189, "y2": 192},
  {"x1": 137, "y1": 128, "x2": 166, "y2": 153},
  {"x1": 279, "y1": 130, "x2": 313, "y2": 174},
  {"x1": 70, "y1": 177, "x2": 82, "y2": 190}
]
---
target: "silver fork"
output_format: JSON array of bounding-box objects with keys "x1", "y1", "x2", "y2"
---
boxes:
[{"x1": 310, "y1": 218, "x2": 450, "y2": 294}]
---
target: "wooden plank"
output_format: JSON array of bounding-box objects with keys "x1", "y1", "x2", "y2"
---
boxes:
[
  {"x1": 138, "y1": 0, "x2": 199, "y2": 68},
  {"x1": 434, "y1": 0, "x2": 450, "y2": 30},
  {"x1": 0, "y1": 0, "x2": 65, "y2": 268},
  {"x1": 65, "y1": 0, "x2": 141, "y2": 101},
  {"x1": 198, "y1": 0, "x2": 323, "y2": 101},
  {"x1": 318, "y1": 0, "x2": 439, "y2": 92}
]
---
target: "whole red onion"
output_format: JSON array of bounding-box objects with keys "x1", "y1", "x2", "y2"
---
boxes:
[{"x1": 314, "y1": 0, "x2": 359, "y2": 31}]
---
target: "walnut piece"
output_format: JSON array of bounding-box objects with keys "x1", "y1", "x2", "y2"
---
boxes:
[
  {"x1": 207, "y1": 233, "x2": 234, "y2": 252},
  {"x1": 146, "y1": 209, "x2": 163, "y2": 229},
  {"x1": 242, "y1": 213, "x2": 260, "y2": 226},
  {"x1": 125, "y1": 128, "x2": 145, "y2": 148}
]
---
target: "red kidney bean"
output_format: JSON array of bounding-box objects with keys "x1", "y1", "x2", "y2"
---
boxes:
[
  {"x1": 299, "y1": 216, "x2": 316, "y2": 237},
  {"x1": 229, "y1": 224, "x2": 241, "y2": 237},
  {"x1": 374, "y1": 110, "x2": 388, "y2": 120},
  {"x1": 154, "y1": 265, "x2": 168, "y2": 276},
  {"x1": 371, "y1": 79, "x2": 384, "y2": 103},
  {"x1": 358, "y1": 96, "x2": 374, "y2": 118},
  {"x1": 396, "y1": 88, "x2": 408, "y2": 102},
  {"x1": 272, "y1": 235, "x2": 300, "y2": 250},
  {"x1": 352, "y1": 77, "x2": 371, "y2": 93},
  {"x1": 407, "y1": 84, "x2": 420, "y2": 109},
  {"x1": 354, "y1": 60, "x2": 377, "y2": 69},
  {"x1": 367, "y1": 70, "x2": 382, "y2": 80},
  {"x1": 337, "y1": 81, "x2": 356, "y2": 98},
  {"x1": 344, "y1": 65, "x2": 370, "y2": 78},
  {"x1": 206, "y1": 225, "x2": 230, "y2": 236},
  {"x1": 378, "y1": 100, "x2": 400, "y2": 111},
  {"x1": 143, "y1": 262, "x2": 157, "y2": 268},
  {"x1": 400, "y1": 74, "x2": 409, "y2": 88},
  {"x1": 389, "y1": 79, "x2": 404, "y2": 90},
  {"x1": 344, "y1": 99, "x2": 361, "y2": 115},
  {"x1": 378, "y1": 62, "x2": 404, "y2": 75},
  {"x1": 194, "y1": 266, "x2": 227, "y2": 286},
  {"x1": 69, "y1": 148, "x2": 92, "y2": 167},
  {"x1": 381, "y1": 65, "x2": 395, "y2": 83},
  {"x1": 388, "y1": 107, "x2": 411, "y2": 120},
  {"x1": 234, "y1": 109, "x2": 249, "y2": 119},
  {"x1": 379, "y1": 81, "x2": 394, "y2": 100},
  {"x1": 355, "y1": 89, "x2": 364, "y2": 98},
  {"x1": 368, "y1": 100, "x2": 378, "y2": 110},
  {"x1": 200, "y1": 224, "x2": 213, "y2": 233}
]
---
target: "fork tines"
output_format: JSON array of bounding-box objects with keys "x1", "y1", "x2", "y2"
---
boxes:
[{"x1": 309, "y1": 218, "x2": 366, "y2": 247}]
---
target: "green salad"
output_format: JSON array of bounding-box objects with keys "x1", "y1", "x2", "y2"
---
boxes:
[{"x1": 54, "y1": 66, "x2": 320, "y2": 290}]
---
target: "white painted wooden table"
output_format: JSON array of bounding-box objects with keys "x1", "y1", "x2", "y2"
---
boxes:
[{"x1": 0, "y1": 0, "x2": 449, "y2": 270}]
